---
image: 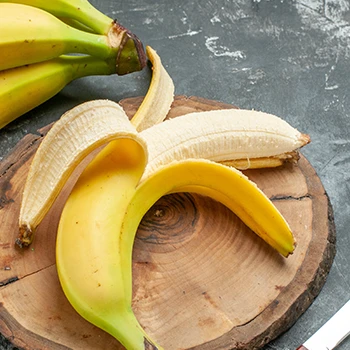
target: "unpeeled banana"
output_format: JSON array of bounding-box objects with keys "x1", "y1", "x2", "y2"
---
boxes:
[
  {"x1": 0, "y1": 55, "x2": 116, "y2": 129},
  {"x1": 17, "y1": 44, "x2": 309, "y2": 349},
  {"x1": 0, "y1": 3, "x2": 145, "y2": 72},
  {"x1": 0, "y1": 0, "x2": 113, "y2": 35},
  {"x1": 0, "y1": 1, "x2": 146, "y2": 129}
]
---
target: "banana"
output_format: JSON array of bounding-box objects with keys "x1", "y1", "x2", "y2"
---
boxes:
[
  {"x1": 139, "y1": 108, "x2": 310, "y2": 180},
  {"x1": 0, "y1": 55, "x2": 116, "y2": 130},
  {"x1": 0, "y1": 0, "x2": 113, "y2": 35},
  {"x1": 17, "y1": 47, "x2": 174, "y2": 247},
  {"x1": 17, "y1": 43, "x2": 308, "y2": 348},
  {"x1": 17, "y1": 102, "x2": 308, "y2": 247},
  {"x1": 119, "y1": 160, "x2": 296, "y2": 312},
  {"x1": 0, "y1": 3, "x2": 146, "y2": 74}
]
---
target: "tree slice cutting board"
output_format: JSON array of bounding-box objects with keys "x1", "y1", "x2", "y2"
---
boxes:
[{"x1": 0, "y1": 96, "x2": 336, "y2": 350}]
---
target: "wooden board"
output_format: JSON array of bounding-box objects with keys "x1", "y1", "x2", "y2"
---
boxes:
[{"x1": 0, "y1": 96, "x2": 336, "y2": 350}]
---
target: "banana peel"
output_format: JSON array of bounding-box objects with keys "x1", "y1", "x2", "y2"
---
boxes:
[{"x1": 18, "y1": 46, "x2": 174, "y2": 247}]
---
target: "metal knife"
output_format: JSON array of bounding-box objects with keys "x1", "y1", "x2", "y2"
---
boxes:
[{"x1": 297, "y1": 300, "x2": 350, "y2": 350}]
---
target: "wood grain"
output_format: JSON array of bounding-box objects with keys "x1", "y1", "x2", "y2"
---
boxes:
[{"x1": 0, "y1": 96, "x2": 336, "y2": 349}]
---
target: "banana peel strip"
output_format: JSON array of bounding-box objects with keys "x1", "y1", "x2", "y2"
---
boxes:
[
  {"x1": 130, "y1": 46, "x2": 175, "y2": 131},
  {"x1": 120, "y1": 159, "x2": 295, "y2": 306}
]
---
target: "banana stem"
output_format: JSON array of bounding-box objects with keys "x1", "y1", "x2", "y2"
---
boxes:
[
  {"x1": 59, "y1": 17, "x2": 96, "y2": 33},
  {"x1": 68, "y1": 55, "x2": 116, "y2": 79},
  {"x1": 67, "y1": 2, "x2": 113, "y2": 35},
  {"x1": 0, "y1": 0, "x2": 113, "y2": 35},
  {"x1": 68, "y1": 28, "x2": 115, "y2": 59},
  {"x1": 70, "y1": 23, "x2": 146, "y2": 75}
]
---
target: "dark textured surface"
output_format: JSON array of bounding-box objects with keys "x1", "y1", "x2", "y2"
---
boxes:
[{"x1": 1, "y1": 0, "x2": 350, "y2": 349}]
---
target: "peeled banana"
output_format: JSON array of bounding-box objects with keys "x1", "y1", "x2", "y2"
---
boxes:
[
  {"x1": 18, "y1": 98, "x2": 305, "y2": 346},
  {"x1": 0, "y1": 0, "x2": 113, "y2": 35},
  {"x1": 52, "y1": 101, "x2": 298, "y2": 349},
  {"x1": 17, "y1": 40, "x2": 310, "y2": 348},
  {"x1": 140, "y1": 108, "x2": 310, "y2": 180}
]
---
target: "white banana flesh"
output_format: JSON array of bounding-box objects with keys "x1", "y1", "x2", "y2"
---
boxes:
[{"x1": 140, "y1": 108, "x2": 310, "y2": 180}]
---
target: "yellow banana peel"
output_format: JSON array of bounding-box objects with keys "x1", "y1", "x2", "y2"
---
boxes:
[
  {"x1": 56, "y1": 137, "x2": 295, "y2": 349},
  {"x1": 18, "y1": 46, "x2": 173, "y2": 247}
]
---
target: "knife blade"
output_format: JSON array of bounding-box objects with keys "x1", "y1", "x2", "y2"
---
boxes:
[{"x1": 296, "y1": 299, "x2": 350, "y2": 350}]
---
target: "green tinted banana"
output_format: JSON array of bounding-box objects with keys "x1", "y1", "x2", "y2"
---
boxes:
[
  {"x1": 0, "y1": 3, "x2": 146, "y2": 73},
  {"x1": 0, "y1": 55, "x2": 116, "y2": 129},
  {"x1": 0, "y1": 0, "x2": 113, "y2": 35}
]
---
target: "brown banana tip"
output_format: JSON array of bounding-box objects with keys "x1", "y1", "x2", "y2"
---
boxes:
[
  {"x1": 144, "y1": 337, "x2": 159, "y2": 350},
  {"x1": 16, "y1": 225, "x2": 33, "y2": 248},
  {"x1": 301, "y1": 133, "x2": 311, "y2": 146},
  {"x1": 293, "y1": 239, "x2": 297, "y2": 251},
  {"x1": 112, "y1": 20, "x2": 147, "y2": 75}
]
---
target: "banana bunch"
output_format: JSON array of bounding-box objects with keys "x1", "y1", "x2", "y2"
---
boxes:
[
  {"x1": 0, "y1": 0, "x2": 146, "y2": 129},
  {"x1": 18, "y1": 47, "x2": 310, "y2": 349}
]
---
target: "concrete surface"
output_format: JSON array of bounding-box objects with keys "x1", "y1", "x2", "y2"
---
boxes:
[{"x1": 1, "y1": 0, "x2": 350, "y2": 349}]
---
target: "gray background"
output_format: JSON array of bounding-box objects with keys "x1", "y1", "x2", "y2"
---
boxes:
[{"x1": 1, "y1": 0, "x2": 350, "y2": 349}]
